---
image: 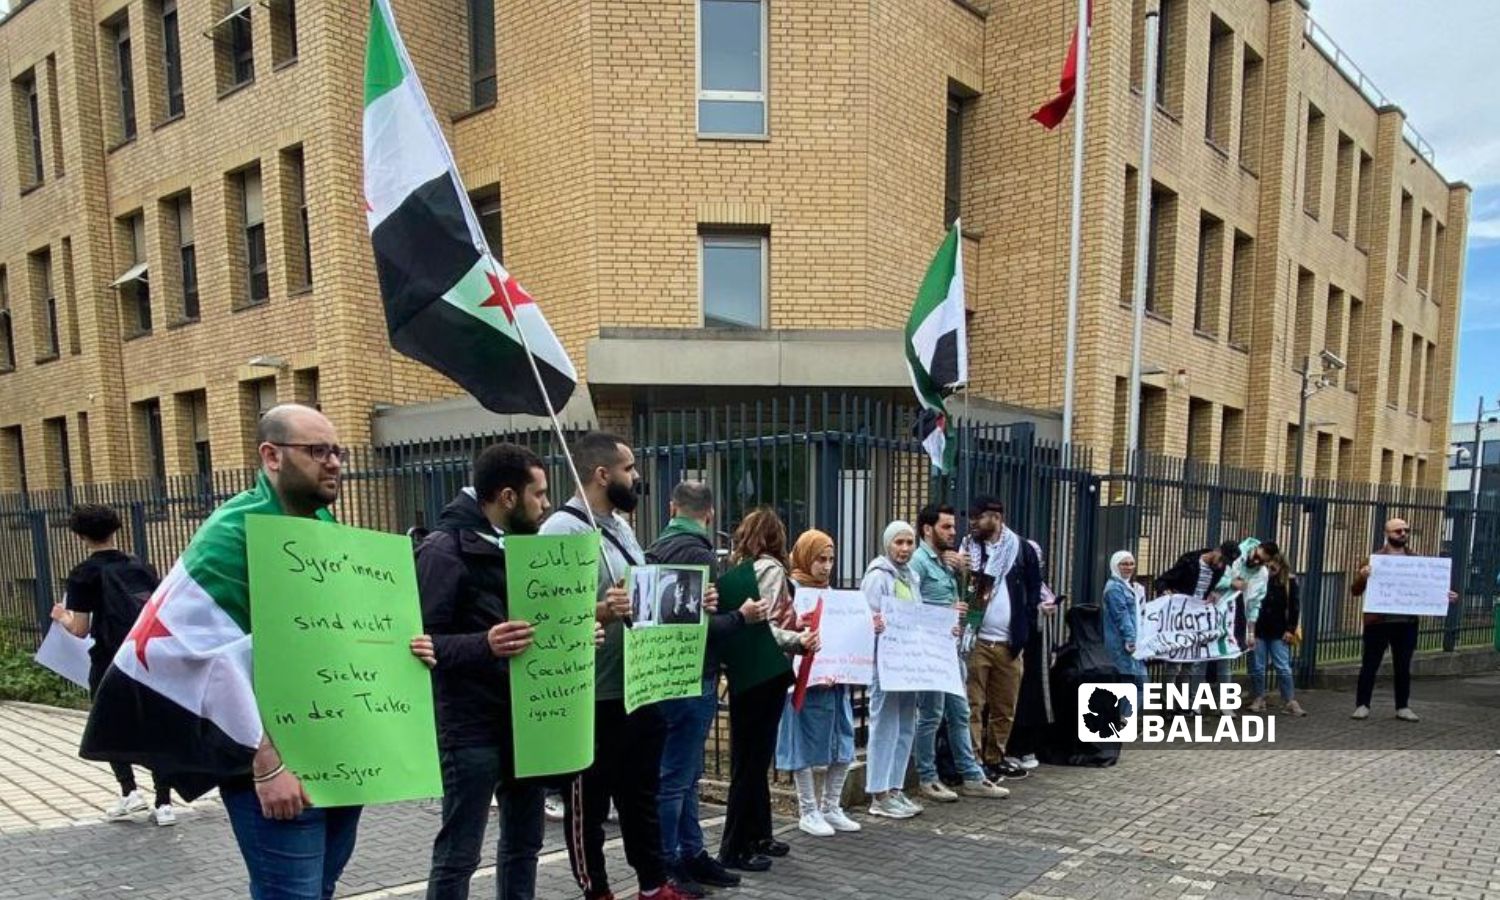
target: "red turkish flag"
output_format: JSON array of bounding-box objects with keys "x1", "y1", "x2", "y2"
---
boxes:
[{"x1": 1032, "y1": 2, "x2": 1093, "y2": 129}]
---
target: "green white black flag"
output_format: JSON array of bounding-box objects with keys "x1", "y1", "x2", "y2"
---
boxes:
[{"x1": 904, "y1": 222, "x2": 968, "y2": 473}]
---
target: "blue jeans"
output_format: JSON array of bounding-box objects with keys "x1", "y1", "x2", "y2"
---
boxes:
[
  {"x1": 866, "y1": 683, "x2": 919, "y2": 794},
  {"x1": 223, "y1": 784, "x2": 362, "y2": 900},
  {"x1": 913, "y1": 690, "x2": 985, "y2": 783},
  {"x1": 426, "y1": 745, "x2": 546, "y2": 900},
  {"x1": 1250, "y1": 638, "x2": 1295, "y2": 702},
  {"x1": 1190, "y1": 658, "x2": 1231, "y2": 710},
  {"x1": 657, "y1": 678, "x2": 717, "y2": 867}
]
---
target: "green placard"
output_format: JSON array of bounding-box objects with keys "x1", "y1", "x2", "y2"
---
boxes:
[
  {"x1": 716, "y1": 561, "x2": 793, "y2": 694},
  {"x1": 246, "y1": 515, "x2": 441, "y2": 808},
  {"x1": 624, "y1": 623, "x2": 708, "y2": 712},
  {"x1": 505, "y1": 531, "x2": 600, "y2": 779}
]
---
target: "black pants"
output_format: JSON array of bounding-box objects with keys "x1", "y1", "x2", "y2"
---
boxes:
[
  {"x1": 1355, "y1": 620, "x2": 1419, "y2": 709},
  {"x1": 1008, "y1": 631, "x2": 1049, "y2": 759},
  {"x1": 564, "y1": 699, "x2": 667, "y2": 899},
  {"x1": 426, "y1": 745, "x2": 545, "y2": 900},
  {"x1": 719, "y1": 677, "x2": 786, "y2": 859}
]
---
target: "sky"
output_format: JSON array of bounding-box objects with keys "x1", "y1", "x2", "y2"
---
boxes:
[{"x1": 1311, "y1": 0, "x2": 1500, "y2": 424}]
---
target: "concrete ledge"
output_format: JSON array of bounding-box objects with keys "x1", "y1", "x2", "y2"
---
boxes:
[{"x1": 1311, "y1": 647, "x2": 1499, "y2": 692}]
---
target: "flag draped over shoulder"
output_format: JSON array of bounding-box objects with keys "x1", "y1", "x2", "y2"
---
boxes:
[
  {"x1": 80, "y1": 475, "x2": 333, "y2": 800},
  {"x1": 363, "y1": 0, "x2": 576, "y2": 416},
  {"x1": 904, "y1": 222, "x2": 968, "y2": 474}
]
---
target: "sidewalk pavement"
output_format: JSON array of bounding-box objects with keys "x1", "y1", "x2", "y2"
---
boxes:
[{"x1": 2, "y1": 672, "x2": 1499, "y2": 899}]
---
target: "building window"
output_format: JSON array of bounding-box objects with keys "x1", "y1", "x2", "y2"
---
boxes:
[
  {"x1": 1338, "y1": 437, "x2": 1353, "y2": 483},
  {"x1": 241, "y1": 377, "x2": 278, "y2": 457},
  {"x1": 162, "y1": 0, "x2": 185, "y2": 118},
  {"x1": 467, "y1": 0, "x2": 496, "y2": 107},
  {"x1": 944, "y1": 93, "x2": 966, "y2": 227},
  {"x1": 282, "y1": 146, "x2": 311, "y2": 290},
  {"x1": 1302, "y1": 103, "x2": 1324, "y2": 219},
  {"x1": 1193, "y1": 212, "x2": 1223, "y2": 335},
  {"x1": 697, "y1": 0, "x2": 767, "y2": 137},
  {"x1": 1238, "y1": 47, "x2": 1264, "y2": 173},
  {"x1": 1355, "y1": 150, "x2": 1374, "y2": 250},
  {"x1": 0, "y1": 267, "x2": 13, "y2": 371},
  {"x1": 113, "y1": 18, "x2": 137, "y2": 141},
  {"x1": 213, "y1": 3, "x2": 255, "y2": 93},
  {"x1": 1333, "y1": 134, "x2": 1354, "y2": 237},
  {"x1": 1, "y1": 425, "x2": 28, "y2": 494},
  {"x1": 60, "y1": 238, "x2": 79, "y2": 355},
  {"x1": 470, "y1": 184, "x2": 503, "y2": 260},
  {"x1": 1146, "y1": 183, "x2": 1177, "y2": 318},
  {"x1": 45, "y1": 416, "x2": 72, "y2": 496},
  {"x1": 1204, "y1": 16, "x2": 1232, "y2": 148},
  {"x1": 1486, "y1": 441, "x2": 1500, "y2": 469},
  {"x1": 136, "y1": 399, "x2": 167, "y2": 486},
  {"x1": 1228, "y1": 230, "x2": 1253, "y2": 346},
  {"x1": 1417, "y1": 209, "x2": 1435, "y2": 295},
  {"x1": 1284, "y1": 423, "x2": 1299, "y2": 479},
  {"x1": 30, "y1": 248, "x2": 59, "y2": 360},
  {"x1": 1314, "y1": 431, "x2": 1334, "y2": 482},
  {"x1": 1154, "y1": 0, "x2": 1185, "y2": 116},
  {"x1": 235, "y1": 165, "x2": 269, "y2": 304},
  {"x1": 174, "y1": 194, "x2": 198, "y2": 319},
  {"x1": 1432, "y1": 223, "x2": 1448, "y2": 304},
  {"x1": 1219, "y1": 405, "x2": 1244, "y2": 469},
  {"x1": 1386, "y1": 322, "x2": 1404, "y2": 409},
  {"x1": 1407, "y1": 332, "x2": 1423, "y2": 416},
  {"x1": 271, "y1": 0, "x2": 299, "y2": 66},
  {"x1": 1396, "y1": 190, "x2": 1413, "y2": 279},
  {"x1": 1293, "y1": 266, "x2": 1315, "y2": 364},
  {"x1": 178, "y1": 389, "x2": 212, "y2": 477},
  {"x1": 700, "y1": 233, "x2": 767, "y2": 328},
  {"x1": 1323, "y1": 285, "x2": 1346, "y2": 386},
  {"x1": 115, "y1": 213, "x2": 152, "y2": 334},
  {"x1": 15, "y1": 70, "x2": 45, "y2": 188},
  {"x1": 77, "y1": 411, "x2": 93, "y2": 482},
  {"x1": 1120, "y1": 166, "x2": 1139, "y2": 303},
  {"x1": 1345, "y1": 296, "x2": 1364, "y2": 393},
  {"x1": 294, "y1": 367, "x2": 319, "y2": 410}
]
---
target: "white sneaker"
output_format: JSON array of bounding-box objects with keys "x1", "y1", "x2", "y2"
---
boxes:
[
  {"x1": 868, "y1": 794, "x2": 914, "y2": 819},
  {"x1": 105, "y1": 790, "x2": 147, "y2": 820},
  {"x1": 1003, "y1": 755, "x2": 1025, "y2": 770},
  {"x1": 544, "y1": 796, "x2": 564, "y2": 821},
  {"x1": 607, "y1": 800, "x2": 619, "y2": 823},
  {"x1": 821, "y1": 806, "x2": 862, "y2": 832},
  {"x1": 152, "y1": 804, "x2": 177, "y2": 827},
  {"x1": 798, "y1": 810, "x2": 836, "y2": 837},
  {"x1": 1395, "y1": 707, "x2": 1420, "y2": 722},
  {"x1": 918, "y1": 780, "x2": 958, "y2": 803},
  {"x1": 1351, "y1": 705, "x2": 1370, "y2": 720},
  {"x1": 892, "y1": 791, "x2": 923, "y2": 816},
  {"x1": 959, "y1": 779, "x2": 1010, "y2": 799},
  {"x1": 1019, "y1": 755, "x2": 1040, "y2": 770}
]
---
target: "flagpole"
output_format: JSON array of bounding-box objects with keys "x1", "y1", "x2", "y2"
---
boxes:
[
  {"x1": 1125, "y1": 10, "x2": 1159, "y2": 485},
  {"x1": 1059, "y1": 0, "x2": 1089, "y2": 449}
]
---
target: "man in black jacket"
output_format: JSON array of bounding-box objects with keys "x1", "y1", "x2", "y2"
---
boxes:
[
  {"x1": 646, "y1": 481, "x2": 761, "y2": 896},
  {"x1": 418, "y1": 443, "x2": 556, "y2": 900},
  {"x1": 1152, "y1": 541, "x2": 1241, "y2": 714}
]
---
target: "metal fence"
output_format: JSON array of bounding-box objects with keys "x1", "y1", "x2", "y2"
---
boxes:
[{"x1": 3, "y1": 392, "x2": 1497, "y2": 706}]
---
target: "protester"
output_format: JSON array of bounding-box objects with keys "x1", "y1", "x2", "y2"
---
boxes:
[
  {"x1": 418, "y1": 444, "x2": 576, "y2": 899},
  {"x1": 863, "y1": 520, "x2": 927, "y2": 818},
  {"x1": 81, "y1": 405, "x2": 436, "y2": 900},
  {"x1": 1152, "y1": 540, "x2": 1240, "y2": 714},
  {"x1": 539, "y1": 431, "x2": 687, "y2": 900},
  {"x1": 1102, "y1": 551, "x2": 1147, "y2": 686},
  {"x1": 646, "y1": 482, "x2": 754, "y2": 895},
  {"x1": 51, "y1": 505, "x2": 173, "y2": 825},
  {"x1": 718, "y1": 508, "x2": 812, "y2": 872},
  {"x1": 1007, "y1": 537, "x2": 1058, "y2": 771},
  {"x1": 1246, "y1": 542, "x2": 1305, "y2": 717},
  {"x1": 908, "y1": 505, "x2": 1008, "y2": 803},
  {"x1": 774, "y1": 529, "x2": 867, "y2": 836},
  {"x1": 1350, "y1": 518, "x2": 1457, "y2": 722},
  {"x1": 1222, "y1": 538, "x2": 1270, "y2": 645},
  {"x1": 961, "y1": 499, "x2": 1039, "y2": 783}
]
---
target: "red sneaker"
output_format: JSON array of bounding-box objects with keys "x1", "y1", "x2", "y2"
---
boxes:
[{"x1": 638, "y1": 885, "x2": 690, "y2": 900}]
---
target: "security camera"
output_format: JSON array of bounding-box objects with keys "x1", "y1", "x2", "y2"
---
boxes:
[{"x1": 1319, "y1": 349, "x2": 1346, "y2": 371}]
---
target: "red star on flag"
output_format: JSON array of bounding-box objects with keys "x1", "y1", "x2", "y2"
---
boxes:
[
  {"x1": 478, "y1": 270, "x2": 536, "y2": 324},
  {"x1": 126, "y1": 590, "x2": 173, "y2": 671}
]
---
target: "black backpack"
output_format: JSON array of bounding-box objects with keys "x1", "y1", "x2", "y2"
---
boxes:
[{"x1": 94, "y1": 557, "x2": 160, "y2": 655}]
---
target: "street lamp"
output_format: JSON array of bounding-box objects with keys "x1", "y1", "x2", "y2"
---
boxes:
[{"x1": 1293, "y1": 351, "x2": 1346, "y2": 493}]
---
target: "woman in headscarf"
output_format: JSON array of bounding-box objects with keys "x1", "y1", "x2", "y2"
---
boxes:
[
  {"x1": 1103, "y1": 551, "x2": 1147, "y2": 686},
  {"x1": 774, "y1": 530, "x2": 862, "y2": 838},
  {"x1": 718, "y1": 508, "x2": 817, "y2": 873},
  {"x1": 861, "y1": 520, "x2": 923, "y2": 819}
]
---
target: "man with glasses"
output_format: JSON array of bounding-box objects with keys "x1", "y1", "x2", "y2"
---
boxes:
[{"x1": 1350, "y1": 518, "x2": 1458, "y2": 722}]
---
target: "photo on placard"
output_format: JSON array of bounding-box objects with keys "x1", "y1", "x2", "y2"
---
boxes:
[
  {"x1": 657, "y1": 567, "x2": 706, "y2": 625},
  {"x1": 629, "y1": 566, "x2": 658, "y2": 626}
]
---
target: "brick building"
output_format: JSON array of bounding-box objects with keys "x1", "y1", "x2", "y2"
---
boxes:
[{"x1": 0, "y1": 0, "x2": 1469, "y2": 494}]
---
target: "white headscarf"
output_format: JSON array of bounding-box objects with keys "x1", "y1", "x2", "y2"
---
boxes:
[
  {"x1": 1109, "y1": 550, "x2": 1135, "y2": 583},
  {"x1": 882, "y1": 520, "x2": 915, "y2": 553}
]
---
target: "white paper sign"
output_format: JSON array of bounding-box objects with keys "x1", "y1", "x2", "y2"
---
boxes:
[
  {"x1": 875, "y1": 600, "x2": 965, "y2": 697},
  {"x1": 792, "y1": 588, "x2": 875, "y2": 686},
  {"x1": 1135, "y1": 593, "x2": 1241, "y2": 661},
  {"x1": 1363, "y1": 555, "x2": 1452, "y2": 617},
  {"x1": 34, "y1": 622, "x2": 94, "y2": 689}
]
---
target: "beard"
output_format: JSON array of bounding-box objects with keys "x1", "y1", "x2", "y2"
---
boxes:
[
  {"x1": 1388, "y1": 534, "x2": 1408, "y2": 548},
  {"x1": 283, "y1": 464, "x2": 339, "y2": 510},
  {"x1": 507, "y1": 506, "x2": 543, "y2": 536},
  {"x1": 607, "y1": 479, "x2": 639, "y2": 514}
]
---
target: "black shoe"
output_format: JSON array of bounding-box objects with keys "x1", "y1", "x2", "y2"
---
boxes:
[
  {"x1": 995, "y1": 759, "x2": 1030, "y2": 780},
  {"x1": 718, "y1": 850, "x2": 772, "y2": 872},
  {"x1": 669, "y1": 870, "x2": 707, "y2": 899},
  {"x1": 686, "y1": 852, "x2": 742, "y2": 888},
  {"x1": 753, "y1": 838, "x2": 790, "y2": 858}
]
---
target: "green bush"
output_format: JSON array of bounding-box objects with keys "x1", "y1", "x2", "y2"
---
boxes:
[{"x1": 0, "y1": 626, "x2": 91, "y2": 710}]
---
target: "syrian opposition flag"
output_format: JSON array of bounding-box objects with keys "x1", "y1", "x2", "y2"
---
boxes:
[
  {"x1": 905, "y1": 222, "x2": 968, "y2": 474},
  {"x1": 363, "y1": 0, "x2": 575, "y2": 416},
  {"x1": 1032, "y1": 1, "x2": 1093, "y2": 129},
  {"x1": 80, "y1": 475, "x2": 331, "y2": 800}
]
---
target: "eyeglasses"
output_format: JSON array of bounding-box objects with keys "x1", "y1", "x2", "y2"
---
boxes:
[
  {"x1": 273, "y1": 442, "x2": 348, "y2": 464},
  {"x1": 1389, "y1": 528, "x2": 1409, "y2": 535}
]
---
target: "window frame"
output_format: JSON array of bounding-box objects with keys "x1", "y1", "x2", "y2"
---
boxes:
[
  {"x1": 696, "y1": 0, "x2": 769, "y2": 139},
  {"x1": 467, "y1": 0, "x2": 496, "y2": 108},
  {"x1": 114, "y1": 18, "x2": 137, "y2": 141},
  {"x1": 699, "y1": 233, "x2": 769, "y2": 329},
  {"x1": 230, "y1": 10, "x2": 255, "y2": 87},
  {"x1": 23, "y1": 74, "x2": 45, "y2": 186},
  {"x1": 162, "y1": 0, "x2": 184, "y2": 118},
  {"x1": 176, "y1": 195, "x2": 199, "y2": 319}
]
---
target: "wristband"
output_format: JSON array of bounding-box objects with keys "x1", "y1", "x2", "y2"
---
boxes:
[{"x1": 252, "y1": 763, "x2": 286, "y2": 783}]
